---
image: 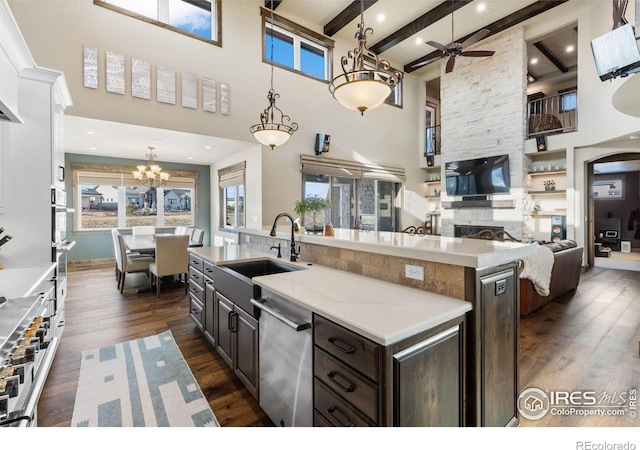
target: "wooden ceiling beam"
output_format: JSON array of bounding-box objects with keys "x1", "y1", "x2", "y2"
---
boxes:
[
  {"x1": 324, "y1": 0, "x2": 378, "y2": 37},
  {"x1": 370, "y1": 0, "x2": 472, "y2": 55},
  {"x1": 264, "y1": 0, "x2": 283, "y2": 10},
  {"x1": 534, "y1": 41, "x2": 569, "y2": 73},
  {"x1": 405, "y1": 0, "x2": 569, "y2": 73}
]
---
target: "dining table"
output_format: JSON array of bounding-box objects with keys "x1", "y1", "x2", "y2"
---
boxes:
[
  {"x1": 121, "y1": 233, "x2": 186, "y2": 294},
  {"x1": 122, "y1": 234, "x2": 157, "y2": 253}
]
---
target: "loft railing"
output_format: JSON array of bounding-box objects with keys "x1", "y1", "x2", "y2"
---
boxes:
[
  {"x1": 425, "y1": 125, "x2": 441, "y2": 163},
  {"x1": 527, "y1": 89, "x2": 578, "y2": 138}
]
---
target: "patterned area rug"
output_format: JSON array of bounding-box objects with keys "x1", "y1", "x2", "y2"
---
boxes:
[{"x1": 71, "y1": 331, "x2": 219, "y2": 427}]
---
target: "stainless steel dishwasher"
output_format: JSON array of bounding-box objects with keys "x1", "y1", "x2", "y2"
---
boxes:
[{"x1": 250, "y1": 289, "x2": 312, "y2": 427}]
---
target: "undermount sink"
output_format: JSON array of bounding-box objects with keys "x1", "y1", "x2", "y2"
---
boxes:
[{"x1": 220, "y1": 259, "x2": 303, "y2": 280}]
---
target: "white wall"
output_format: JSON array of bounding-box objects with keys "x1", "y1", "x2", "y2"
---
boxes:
[
  {"x1": 10, "y1": 0, "x2": 428, "y2": 233},
  {"x1": 9, "y1": 0, "x2": 639, "y2": 249}
]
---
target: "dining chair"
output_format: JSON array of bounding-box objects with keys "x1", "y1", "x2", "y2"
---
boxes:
[
  {"x1": 132, "y1": 225, "x2": 155, "y2": 236},
  {"x1": 116, "y1": 234, "x2": 155, "y2": 294},
  {"x1": 111, "y1": 229, "x2": 145, "y2": 283},
  {"x1": 189, "y1": 229, "x2": 205, "y2": 247},
  {"x1": 174, "y1": 226, "x2": 188, "y2": 235},
  {"x1": 148, "y1": 235, "x2": 189, "y2": 298}
]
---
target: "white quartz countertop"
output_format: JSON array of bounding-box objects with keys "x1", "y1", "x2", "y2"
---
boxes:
[
  {"x1": 189, "y1": 246, "x2": 471, "y2": 346},
  {"x1": 237, "y1": 227, "x2": 536, "y2": 268},
  {"x1": 0, "y1": 263, "x2": 57, "y2": 299}
]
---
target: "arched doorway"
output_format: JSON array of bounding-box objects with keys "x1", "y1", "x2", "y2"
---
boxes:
[{"x1": 586, "y1": 152, "x2": 640, "y2": 269}]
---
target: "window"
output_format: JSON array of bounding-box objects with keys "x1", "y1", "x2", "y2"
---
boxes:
[
  {"x1": 72, "y1": 164, "x2": 198, "y2": 231},
  {"x1": 95, "y1": 0, "x2": 221, "y2": 45},
  {"x1": 300, "y1": 155, "x2": 404, "y2": 232},
  {"x1": 364, "y1": 58, "x2": 403, "y2": 108},
  {"x1": 559, "y1": 87, "x2": 577, "y2": 113},
  {"x1": 261, "y1": 8, "x2": 334, "y2": 82},
  {"x1": 219, "y1": 162, "x2": 246, "y2": 229}
]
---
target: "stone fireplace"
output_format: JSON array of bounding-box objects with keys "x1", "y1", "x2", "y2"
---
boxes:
[
  {"x1": 438, "y1": 27, "x2": 529, "y2": 240},
  {"x1": 454, "y1": 224, "x2": 504, "y2": 238}
]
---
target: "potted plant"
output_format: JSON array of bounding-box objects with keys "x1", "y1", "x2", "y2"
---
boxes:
[
  {"x1": 294, "y1": 196, "x2": 331, "y2": 233},
  {"x1": 543, "y1": 180, "x2": 556, "y2": 191}
]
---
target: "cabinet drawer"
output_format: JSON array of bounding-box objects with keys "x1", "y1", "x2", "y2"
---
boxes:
[
  {"x1": 314, "y1": 315, "x2": 380, "y2": 383},
  {"x1": 314, "y1": 347, "x2": 379, "y2": 423},
  {"x1": 203, "y1": 260, "x2": 215, "y2": 279},
  {"x1": 189, "y1": 266, "x2": 205, "y2": 290},
  {"x1": 189, "y1": 254, "x2": 203, "y2": 272},
  {"x1": 313, "y1": 410, "x2": 332, "y2": 427},
  {"x1": 314, "y1": 379, "x2": 374, "y2": 427},
  {"x1": 189, "y1": 295, "x2": 203, "y2": 329},
  {"x1": 188, "y1": 281, "x2": 204, "y2": 303}
]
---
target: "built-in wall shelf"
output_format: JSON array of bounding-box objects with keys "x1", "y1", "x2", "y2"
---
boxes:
[
  {"x1": 532, "y1": 211, "x2": 567, "y2": 217},
  {"x1": 529, "y1": 190, "x2": 567, "y2": 196},
  {"x1": 527, "y1": 170, "x2": 565, "y2": 177},
  {"x1": 442, "y1": 200, "x2": 516, "y2": 209}
]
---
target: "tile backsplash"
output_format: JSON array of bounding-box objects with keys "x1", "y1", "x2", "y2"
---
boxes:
[{"x1": 240, "y1": 232, "x2": 465, "y2": 300}]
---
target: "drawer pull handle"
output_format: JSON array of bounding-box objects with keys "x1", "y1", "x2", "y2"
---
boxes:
[
  {"x1": 327, "y1": 371, "x2": 355, "y2": 393},
  {"x1": 326, "y1": 406, "x2": 353, "y2": 427},
  {"x1": 327, "y1": 337, "x2": 354, "y2": 354}
]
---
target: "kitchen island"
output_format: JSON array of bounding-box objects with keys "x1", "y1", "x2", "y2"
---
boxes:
[
  {"x1": 189, "y1": 244, "x2": 471, "y2": 427},
  {"x1": 190, "y1": 229, "x2": 534, "y2": 427},
  {"x1": 235, "y1": 227, "x2": 535, "y2": 427}
]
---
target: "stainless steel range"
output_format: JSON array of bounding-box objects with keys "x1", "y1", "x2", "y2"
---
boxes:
[{"x1": 0, "y1": 268, "x2": 60, "y2": 427}]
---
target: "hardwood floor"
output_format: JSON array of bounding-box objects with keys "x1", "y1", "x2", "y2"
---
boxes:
[
  {"x1": 38, "y1": 263, "x2": 640, "y2": 428},
  {"x1": 37, "y1": 266, "x2": 273, "y2": 427}
]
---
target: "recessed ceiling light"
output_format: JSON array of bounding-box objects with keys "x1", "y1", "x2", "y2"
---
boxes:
[
  {"x1": 531, "y1": 58, "x2": 538, "y2": 64},
  {"x1": 566, "y1": 45, "x2": 575, "y2": 52},
  {"x1": 188, "y1": 156, "x2": 193, "y2": 160},
  {"x1": 90, "y1": 147, "x2": 97, "y2": 150},
  {"x1": 630, "y1": 135, "x2": 639, "y2": 140},
  {"x1": 205, "y1": 145, "x2": 211, "y2": 149},
  {"x1": 415, "y1": 37, "x2": 423, "y2": 45},
  {"x1": 377, "y1": 13, "x2": 385, "y2": 23},
  {"x1": 476, "y1": 3, "x2": 486, "y2": 12},
  {"x1": 86, "y1": 131, "x2": 94, "y2": 135}
]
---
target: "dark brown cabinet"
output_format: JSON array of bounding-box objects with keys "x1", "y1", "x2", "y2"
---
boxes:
[
  {"x1": 214, "y1": 290, "x2": 258, "y2": 399},
  {"x1": 393, "y1": 325, "x2": 462, "y2": 426},
  {"x1": 464, "y1": 263, "x2": 519, "y2": 427},
  {"x1": 189, "y1": 255, "x2": 216, "y2": 347},
  {"x1": 313, "y1": 314, "x2": 464, "y2": 427},
  {"x1": 188, "y1": 256, "x2": 205, "y2": 331},
  {"x1": 203, "y1": 280, "x2": 215, "y2": 346}
]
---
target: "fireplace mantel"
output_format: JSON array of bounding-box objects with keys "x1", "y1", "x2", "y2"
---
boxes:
[{"x1": 442, "y1": 199, "x2": 516, "y2": 209}]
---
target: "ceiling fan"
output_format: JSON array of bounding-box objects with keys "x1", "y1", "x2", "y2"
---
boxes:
[{"x1": 416, "y1": 3, "x2": 496, "y2": 73}]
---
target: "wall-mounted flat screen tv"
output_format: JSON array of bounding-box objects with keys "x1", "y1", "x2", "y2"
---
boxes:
[
  {"x1": 591, "y1": 23, "x2": 640, "y2": 81},
  {"x1": 445, "y1": 155, "x2": 510, "y2": 196}
]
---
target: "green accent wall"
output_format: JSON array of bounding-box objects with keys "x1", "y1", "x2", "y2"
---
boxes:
[{"x1": 65, "y1": 153, "x2": 210, "y2": 262}]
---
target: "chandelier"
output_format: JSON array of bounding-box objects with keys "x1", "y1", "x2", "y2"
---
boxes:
[
  {"x1": 329, "y1": 0, "x2": 402, "y2": 115},
  {"x1": 250, "y1": 2, "x2": 298, "y2": 149},
  {"x1": 132, "y1": 147, "x2": 169, "y2": 188}
]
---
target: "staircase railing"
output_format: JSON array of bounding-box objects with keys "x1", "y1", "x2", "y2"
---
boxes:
[{"x1": 527, "y1": 89, "x2": 577, "y2": 138}]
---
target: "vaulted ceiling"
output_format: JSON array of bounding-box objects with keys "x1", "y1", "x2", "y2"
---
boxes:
[{"x1": 269, "y1": 0, "x2": 578, "y2": 82}]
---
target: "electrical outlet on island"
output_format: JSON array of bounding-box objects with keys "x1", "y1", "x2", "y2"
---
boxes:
[{"x1": 405, "y1": 264, "x2": 424, "y2": 281}]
